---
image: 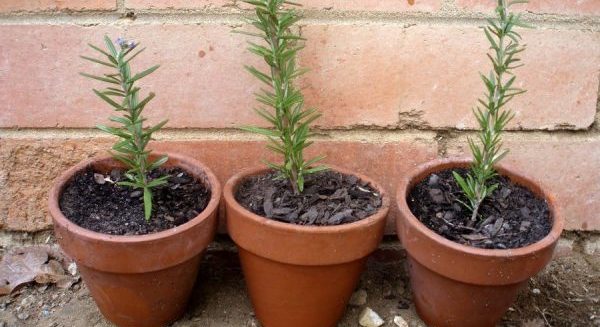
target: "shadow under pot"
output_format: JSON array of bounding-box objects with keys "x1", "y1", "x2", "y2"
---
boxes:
[
  {"x1": 395, "y1": 158, "x2": 564, "y2": 327},
  {"x1": 48, "y1": 153, "x2": 221, "y2": 327},
  {"x1": 224, "y1": 166, "x2": 390, "y2": 327}
]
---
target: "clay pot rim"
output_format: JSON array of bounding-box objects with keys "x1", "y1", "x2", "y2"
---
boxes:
[
  {"x1": 48, "y1": 151, "x2": 221, "y2": 244},
  {"x1": 224, "y1": 165, "x2": 390, "y2": 234},
  {"x1": 396, "y1": 157, "x2": 564, "y2": 258}
]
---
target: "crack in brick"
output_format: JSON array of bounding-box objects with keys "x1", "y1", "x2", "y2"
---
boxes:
[
  {"x1": 592, "y1": 74, "x2": 600, "y2": 131},
  {"x1": 554, "y1": 123, "x2": 578, "y2": 129}
]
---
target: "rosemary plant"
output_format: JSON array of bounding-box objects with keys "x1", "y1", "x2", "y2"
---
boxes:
[
  {"x1": 81, "y1": 36, "x2": 169, "y2": 221},
  {"x1": 453, "y1": 0, "x2": 530, "y2": 222},
  {"x1": 238, "y1": 0, "x2": 326, "y2": 194}
]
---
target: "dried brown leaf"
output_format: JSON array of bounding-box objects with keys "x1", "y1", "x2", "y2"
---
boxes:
[{"x1": 0, "y1": 246, "x2": 78, "y2": 295}]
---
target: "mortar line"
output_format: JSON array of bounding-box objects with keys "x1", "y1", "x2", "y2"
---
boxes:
[
  {"x1": 0, "y1": 128, "x2": 436, "y2": 143},
  {"x1": 0, "y1": 11, "x2": 597, "y2": 31},
  {"x1": 116, "y1": 0, "x2": 125, "y2": 13},
  {"x1": 1, "y1": 128, "x2": 598, "y2": 143}
]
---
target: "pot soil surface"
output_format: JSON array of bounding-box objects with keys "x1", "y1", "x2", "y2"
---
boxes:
[
  {"x1": 59, "y1": 168, "x2": 211, "y2": 235},
  {"x1": 235, "y1": 170, "x2": 382, "y2": 226},
  {"x1": 408, "y1": 168, "x2": 551, "y2": 249}
]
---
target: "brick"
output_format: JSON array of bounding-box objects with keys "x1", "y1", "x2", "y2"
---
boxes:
[
  {"x1": 0, "y1": 136, "x2": 437, "y2": 233},
  {"x1": 0, "y1": 24, "x2": 264, "y2": 129},
  {"x1": 125, "y1": 0, "x2": 233, "y2": 10},
  {"x1": 447, "y1": 136, "x2": 600, "y2": 231},
  {"x1": 0, "y1": 0, "x2": 115, "y2": 12},
  {"x1": 0, "y1": 24, "x2": 597, "y2": 130},
  {"x1": 239, "y1": 0, "x2": 442, "y2": 12},
  {"x1": 0, "y1": 139, "x2": 111, "y2": 232},
  {"x1": 299, "y1": 24, "x2": 600, "y2": 130},
  {"x1": 457, "y1": 0, "x2": 600, "y2": 16}
]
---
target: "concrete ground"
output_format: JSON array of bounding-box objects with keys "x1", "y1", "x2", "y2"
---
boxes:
[{"x1": 0, "y1": 233, "x2": 598, "y2": 327}]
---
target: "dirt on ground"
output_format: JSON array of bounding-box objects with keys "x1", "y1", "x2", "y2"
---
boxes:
[{"x1": 0, "y1": 233, "x2": 598, "y2": 327}]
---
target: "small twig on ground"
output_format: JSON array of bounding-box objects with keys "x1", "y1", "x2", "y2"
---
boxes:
[
  {"x1": 549, "y1": 297, "x2": 571, "y2": 307},
  {"x1": 534, "y1": 305, "x2": 551, "y2": 327}
]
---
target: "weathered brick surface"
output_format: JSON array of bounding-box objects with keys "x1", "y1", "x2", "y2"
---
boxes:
[
  {"x1": 300, "y1": 24, "x2": 600, "y2": 130},
  {"x1": 0, "y1": 24, "x2": 598, "y2": 130},
  {"x1": 0, "y1": 0, "x2": 115, "y2": 12},
  {"x1": 457, "y1": 0, "x2": 600, "y2": 16},
  {"x1": 447, "y1": 136, "x2": 600, "y2": 231},
  {"x1": 125, "y1": 0, "x2": 233, "y2": 10},
  {"x1": 4, "y1": 135, "x2": 599, "y2": 233},
  {"x1": 0, "y1": 137, "x2": 437, "y2": 233},
  {"x1": 0, "y1": 0, "x2": 599, "y2": 236},
  {"x1": 238, "y1": 0, "x2": 441, "y2": 12},
  {"x1": 0, "y1": 139, "x2": 110, "y2": 232},
  {"x1": 0, "y1": 24, "x2": 263, "y2": 129}
]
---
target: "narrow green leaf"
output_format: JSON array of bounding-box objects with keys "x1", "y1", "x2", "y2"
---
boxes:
[
  {"x1": 112, "y1": 154, "x2": 137, "y2": 168},
  {"x1": 303, "y1": 155, "x2": 325, "y2": 168},
  {"x1": 80, "y1": 72, "x2": 120, "y2": 85},
  {"x1": 93, "y1": 89, "x2": 125, "y2": 110},
  {"x1": 117, "y1": 181, "x2": 140, "y2": 188},
  {"x1": 125, "y1": 47, "x2": 146, "y2": 64},
  {"x1": 146, "y1": 176, "x2": 169, "y2": 188},
  {"x1": 143, "y1": 119, "x2": 168, "y2": 137},
  {"x1": 143, "y1": 188, "x2": 152, "y2": 221},
  {"x1": 240, "y1": 125, "x2": 281, "y2": 137},
  {"x1": 96, "y1": 124, "x2": 130, "y2": 138},
  {"x1": 304, "y1": 165, "x2": 328, "y2": 174},
  {"x1": 80, "y1": 55, "x2": 116, "y2": 68},
  {"x1": 245, "y1": 65, "x2": 272, "y2": 86},
  {"x1": 87, "y1": 43, "x2": 115, "y2": 62},
  {"x1": 296, "y1": 174, "x2": 304, "y2": 192},
  {"x1": 129, "y1": 65, "x2": 160, "y2": 83},
  {"x1": 453, "y1": 172, "x2": 470, "y2": 196},
  {"x1": 134, "y1": 92, "x2": 156, "y2": 111},
  {"x1": 148, "y1": 155, "x2": 169, "y2": 171},
  {"x1": 103, "y1": 35, "x2": 117, "y2": 57}
]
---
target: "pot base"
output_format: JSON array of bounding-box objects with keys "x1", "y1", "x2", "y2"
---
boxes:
[
  {"x1": 81, "y1": 255, "x2": 201, "y2": 327},
  {"x1": 239, "y1": 248, "x2": 365, "y2": 327},
  {"x1": 408, "y1": 257, "x2": 526, "y2": 327}
]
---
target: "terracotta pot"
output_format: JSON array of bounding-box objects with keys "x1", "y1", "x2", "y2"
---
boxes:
[
  {"x1": 396, "y1": 158, "x2": 564, "y2": 327},
  {"x1": 48, "y1": 153, "x2": 221, "y2": 327},
  {"x1": 224, "y1": 166, "x2": 390, "y2": 327}
]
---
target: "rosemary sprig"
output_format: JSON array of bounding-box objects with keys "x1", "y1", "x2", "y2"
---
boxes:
[
  {"x1": 237, "y1": 0, "x2": 326, "y2": 194},
  {"x1": 81, "y1": 36, "x2": 169, "y2": 221},
  {"x1": 453, "y1": 0, "x2": 531, "y2": 222}
]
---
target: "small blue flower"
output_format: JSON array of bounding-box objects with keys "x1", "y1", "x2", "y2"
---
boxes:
[
  {"x1": 115, "y1": 37, "x2": 137, "y2": 50},
  {"x1": 115, "y1": 37, "x2": 127, "y2": 48}
]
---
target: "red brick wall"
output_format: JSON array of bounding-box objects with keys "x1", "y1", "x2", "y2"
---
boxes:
[{"x1": 0, "y1": 0, "x2": 599, "y2": 232}]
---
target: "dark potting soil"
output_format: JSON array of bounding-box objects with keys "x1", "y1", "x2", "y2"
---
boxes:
[
  {"x1": 59, "y1": 167, "x2": 211, "y2": 235},
  {"x1": 235, "y1": 170, "x2": 383, "y2": 226},
  {"x1": 407, "y1": 168, "x2": 552, "y2": 249}
]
